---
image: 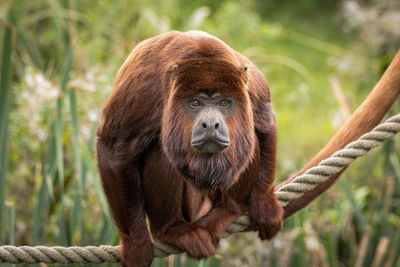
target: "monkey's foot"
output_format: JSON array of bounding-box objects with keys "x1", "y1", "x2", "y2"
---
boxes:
[
  {"x1": 121, "y1": 235, "x2": 154, "y2": 267},
  {"x1": 249, "y1": 191, "x2": 283, "y2": 240},
  {"x1": 161, "y1": 223, "x2": 216, "y2": 259}
]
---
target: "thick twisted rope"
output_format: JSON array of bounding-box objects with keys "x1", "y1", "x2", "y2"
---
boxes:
[
  {"x1": 1, "y1": 113, "x2": 400, "y2": 264},
  {"x1": 0, "y1": 245, "x2": 120, "y2": 264},
  {"x1": 275, "y1": 113, "x2": 400, "y2": 207}
]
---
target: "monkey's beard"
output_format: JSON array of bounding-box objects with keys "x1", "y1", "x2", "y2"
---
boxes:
[
  {"x1": 163, "y1": 135, "x2": 254, "y2": 192},
  {"x1": 178, "y1": 153, "x2": 238, "y2": 191}
]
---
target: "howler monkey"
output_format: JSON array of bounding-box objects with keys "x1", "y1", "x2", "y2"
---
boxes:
[{"x1": 97, "y1": 30, "x2": 283, "y2": 267}]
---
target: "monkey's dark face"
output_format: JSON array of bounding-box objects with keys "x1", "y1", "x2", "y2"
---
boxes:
[
  {"x1": 185, "y1": 92, "x2": 234, "y2": 154},
  {"x1": 161, "y1": 59, "x2": 256, "y2": 191}
]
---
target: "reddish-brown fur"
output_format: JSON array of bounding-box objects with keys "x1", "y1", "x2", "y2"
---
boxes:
[{"x1": 96, "y1": 30, "x2": 283, "y2": 267}]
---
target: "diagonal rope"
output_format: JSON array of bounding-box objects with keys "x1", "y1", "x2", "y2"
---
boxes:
[
  {"x1": 275, "y1": 114, "x2": 400, "y2": 207},
  {"x1": 1, "y1": 113, "x2": 400, "y2": 264}
]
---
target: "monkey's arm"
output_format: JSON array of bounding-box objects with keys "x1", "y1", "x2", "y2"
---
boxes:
[
  {"x1": 248, "y1": 119, "x2": 283, "y2": 240},
  {"x1": 97, "y1": 139, "x2": 153, "y2": 267}
]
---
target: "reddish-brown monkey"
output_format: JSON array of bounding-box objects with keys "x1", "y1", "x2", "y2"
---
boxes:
[{"x1": 96, "y1": 30, "x2": 283, "y2": 267}]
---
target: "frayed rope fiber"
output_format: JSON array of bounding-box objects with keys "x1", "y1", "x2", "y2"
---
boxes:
[{"x1": 1, "y1": 113, "x2": 400, "y2": 264}]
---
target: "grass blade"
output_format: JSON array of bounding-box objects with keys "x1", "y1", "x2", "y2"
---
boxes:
[
  {"x1": 0, "y1": 6, "x2": 15, "y2": 243},
  {"x1": 7, "y1": 203, "x2": 15, "y2": 267},
  {"x1": 69, "y1": 87, "x2": 84, "y2": 242},
  {"x1": 55, "y1": 44, "x2": 73, "y2": 246},
  {"x1": 7, "y1": 203, "x2": 15, "y2": 245},
  {"x1": 82, "y1": 144, "x2": 110, "y2": 218}
]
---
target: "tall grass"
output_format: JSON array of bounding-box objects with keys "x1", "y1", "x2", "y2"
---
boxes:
[
  {"x1": 0, "y1": 3, "x2": 15, "y2": 244},
  {"x1": 0, "y1": 0, "x2": 399, "y2": 266}
]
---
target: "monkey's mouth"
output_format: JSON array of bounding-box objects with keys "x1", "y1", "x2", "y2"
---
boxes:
[{"x1": 191, "y1": 138, "x2": 230, "y2": 153}]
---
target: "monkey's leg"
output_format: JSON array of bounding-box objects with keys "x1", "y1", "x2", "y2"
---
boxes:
[
  {"x1": 97, "y1": 140, "x2": 153, "y2": 267},
  {"x1": 157, "y1": 221, "x2": 217, "y2": 259},
  {"x1": 195, "y1": 197, "x2": 242, "y2": 243}
]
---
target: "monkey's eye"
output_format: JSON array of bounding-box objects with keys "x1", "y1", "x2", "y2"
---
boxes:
[
  {"x1": 189, "y1": 99, "x2": 202, "y2": 108},
  {"x1": 218, "y1": 100, "x2": 231, "y2": 108}
]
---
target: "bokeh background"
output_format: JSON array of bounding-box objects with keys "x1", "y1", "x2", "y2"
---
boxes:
[{"x1": 1, "y1": 0, "x2": 400, "y2": 266}]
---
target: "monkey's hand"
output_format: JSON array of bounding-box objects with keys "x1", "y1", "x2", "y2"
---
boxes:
[
  {"x1": 162, "y1": 223, "x2": 216, "y2": 260},
  {"x1": 249, "y1": 188, "x2": 283, "y2": 240},
  {"x1": 120, "y1": 234, "x2": 154, "y2": 267}
]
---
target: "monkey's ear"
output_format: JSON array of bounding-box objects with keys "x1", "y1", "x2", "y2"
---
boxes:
[
  {"x1": 241, "y1": 65, "x2": 249, "y2": 84},
  {"x1": 168, "y1": 64, "x2": 179, "y2": 84}
]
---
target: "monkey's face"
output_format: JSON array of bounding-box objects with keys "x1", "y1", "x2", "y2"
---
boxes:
[
  {"x1": 161, "y1": 59, "x2": 256, "y2": 191},
  {"x1": 186, "y1": 92, "x2": 232, "y2": 154}
]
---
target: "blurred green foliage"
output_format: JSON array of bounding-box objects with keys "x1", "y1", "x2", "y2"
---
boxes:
[{"x1": 0, "y1": 0, "x2": 399, "y2": 266}]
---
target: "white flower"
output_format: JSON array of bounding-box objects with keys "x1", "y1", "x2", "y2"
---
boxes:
[
  {"x1": 305, "y1": 236, "x2": 320, "y2": 251},
  {"x1": 69, "y1": 67, "x2": 99, "y2": 92},
  {"x1": 19, "y1": 67, "x2": 60, "y2": 142},
  {"x1": 87, "y1": 110, "x2": 99, "y2": 122}
]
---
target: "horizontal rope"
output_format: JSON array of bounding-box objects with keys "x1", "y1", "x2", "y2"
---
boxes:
[{"x1": 1, "y1": 113, "x2": 400, "y2": 264}]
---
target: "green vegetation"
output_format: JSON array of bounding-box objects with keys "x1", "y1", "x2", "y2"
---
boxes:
[{"x1": 0, "y1": 0, "x2": 399, "y2": 266}]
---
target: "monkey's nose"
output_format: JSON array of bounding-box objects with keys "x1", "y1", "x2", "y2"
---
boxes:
[
  {"x1": 201, "y1": 121, "x2": 220, "y2": 130},
  {"x1": 194, "y1": 116, "x2": 228, "y2": 143},
  {"x1": 191, "y1": 110, "x2": 230, "y2": 153}
]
